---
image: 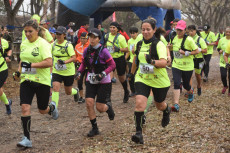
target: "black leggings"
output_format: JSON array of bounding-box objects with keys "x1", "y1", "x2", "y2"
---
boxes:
[
  {"x1": 202, "y1": 54, "x2": 212, "y2": 77},
  {"x1": 127, "y1": 62, "x2": 135, "y2": 93},
  {"x1": 78, "y1": 69, "x2": 88, "y2": 90},
  {"x1": 172, "y1": 67, "x2": 193, "y2": 91},
  {"x1": 220, "y1": 67, "x2": 230, "y2": 88}
]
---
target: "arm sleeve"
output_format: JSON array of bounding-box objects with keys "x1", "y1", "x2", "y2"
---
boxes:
[{"x1": 104, "y1": 58, "x2": 116, "y2": 75}]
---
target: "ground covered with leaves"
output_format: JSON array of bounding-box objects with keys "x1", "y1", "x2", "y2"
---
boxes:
[{"x1": 0, "y1": 52, "x2": 229, "y2": 152}]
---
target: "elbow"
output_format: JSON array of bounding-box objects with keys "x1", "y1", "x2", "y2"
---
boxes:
[{"x1": 47, "y1": 59, "x2": 53, "y2": 67}]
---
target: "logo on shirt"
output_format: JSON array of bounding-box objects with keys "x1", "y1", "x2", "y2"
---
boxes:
[{"x1": 31, "y1": 47, "x2": 39, "y2": 57}]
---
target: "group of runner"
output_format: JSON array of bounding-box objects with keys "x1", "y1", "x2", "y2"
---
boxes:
[{"x1": 0, "y1": 14, "x2": 230, "y2": 147}]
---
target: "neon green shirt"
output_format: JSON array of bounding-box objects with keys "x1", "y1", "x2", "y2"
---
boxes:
[
  {"x1": 135, "y1": 34, "x2": 167, "y2": 46},
  {"x1": 22, "y1": 29, "x2": 53, "y2": 43},
  {"x1": 52, "y1": 40, "x2": 75, "y2": 76},
  {"x1": 216, "y1": 33, "x2": 225, "y2": 41},
  {"x1": 217, "y1": 37, "x2": 230, "y2": 67},
  {"x1": 193, "y1": 34, "x2": 207, "y2": 58},
  {"x1": 106, "y1": 33, "x2": 127, "y2": 58},
  {"x1": 135, "y1": 41, "x2": 170, "y2": 88},
  {"x1": 20, "y1": 37, "x2": 52, "y2": 86},
  {"x1": 128, "y1": 37, "x2": 138, "y2": 63},
  {"x1": 0, "y1": 38, "x2": 9, "y2": 72},
  {"x1": 225, "y1": 41, "x2": 230, "y2": 55},
  {"x1": 200, "y1": 31, "x2": 216, "y2": 55},
  {"x1": 171, "y1": 35, "x2": 198, "y2": 71}
]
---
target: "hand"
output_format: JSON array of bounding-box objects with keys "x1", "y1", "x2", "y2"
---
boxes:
[
  {"x1": 226, "y1": 63, "x2": 230, "y2": 69},
  {"x1": 114, "y1": 46, "x2": 120, "y2": 52},
  {"x1": 167, "y1": 56, "x2": 171, "y2": 63},
  {"x1": 127, "y1": 73, "x2": 134, "y2": 81},
  {"x1": 184, "y1": 51, "x2": 191, "y2": 56},
  {"x1": 219, "y1": 50, "x2": 223, "y2": 54},
  {"x1": 13, "y1": 71, "x2": 20, "y2": 81},
  {"x1": 21, "y1": 62, "x2": 31, "y2": 68},
  {"x1": 132, "y1": 48, "x2": 135, "y2": 54},
  {"x1": 58, "y1": 59, "x2": 65, "y2": 65},
  {"x1": 5, "y1": 56, "x2": 11, "y2": 62},
  {"x1": 145, "y1": 54, "x2": 152, "y2": 64},
  {"x1": 74, "y1": 71, "x2": 81, "y2": 80},
  {"x1": 95, "y1": 71, "x2": 106, "y2": 81},
  {"x1": 198, "y1": 48, "x2": 202, "y2": 53},
  {"x1": 179, "y1": 49, "x2": 185, "y2": 55}
]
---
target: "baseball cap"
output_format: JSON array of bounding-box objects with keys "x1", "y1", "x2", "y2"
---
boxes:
[
  {"x1": 55, "y1": 26, "x2": 67, "y2": 34},
  {"x1": 31, "y1": 14, "x2": 41, "y2": 24},
  {"x1": 175, "y1": 20, "x2": 186, "y2": 30},
  {"x1": 203, "y1": 24, "x2": 210, "y2": 31},
  {"x1": 170, "y1": 21, "x2": 173, "y2": 25},
  {"x1": 88, "y1": 28, "x2": 102, "y2": 39},
  {"x1": 80, "y1": 32, "x2": 88, "y2": 39},
  {"x1": 49, "y1": 27, "x2": 56, "y2": 34}
]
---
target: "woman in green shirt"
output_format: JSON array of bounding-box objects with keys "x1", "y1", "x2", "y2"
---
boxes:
[
  {"x1": 129, "y1": 18, "x2": 171, "y2": 144},
  {"x1": 14, "y1": 20, "x2": 58, "y2": 148}
]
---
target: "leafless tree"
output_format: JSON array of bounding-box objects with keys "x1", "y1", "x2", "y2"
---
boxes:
[
  {"x1": 181, "y1": 0, "x2": 230, "y2": 31},
  {"x1": 30, "y1": 0, "x2": 43, "y2": 15}
]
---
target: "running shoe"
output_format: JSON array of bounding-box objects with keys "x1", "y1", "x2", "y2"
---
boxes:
[
  {"x1": 188, "y1": 88, "x2": 194, "y2": 103},
  {"x1": 171, "y1": 104, "x2": 180, "y2": 112},
  {"x1": 78, "y1": 97, "x2": 85, "y2": 104},
  {"x1": 161, "y1": 107, "x2": 171, "y2": 127},
  {"x1": 203, "y1": 76, "x2": 208, "y2": 82},
  {"x1": 111, "y1": 78, "x2": 116, "y2": 83},
  {"x1": 129, "y1": 92, "x2": 136, "y2": 97},
  {"x1": 123, "y1": 90, "x2": 130, "y2": 103},
  {"x1": 131, "y1": 131, "x2": 144, "y2": 144},
  {"x1": 74, "y1": 88, "x2": 80, "y2": 102},
  {"x1": 50, "y1": 101, "x2": 59, "y2": 120},
  {"x1": 17, "y1": 136, "x2": 32, "y2": 148},
  {"x1": 222, "y1": 86, "x2": 228, "y2": 94},
  {"x1": 87, "y1": 128, "x2": 99, "y2": 137},
  {"x1": 5, "y1": 99, "x2": 12, "y2": 115},
  {"x1": 106, "y1": 102, "x2": 115, "y2": 120},
  {"x1": 197, "y1": 88, "x2": 201, "y2": 96}
]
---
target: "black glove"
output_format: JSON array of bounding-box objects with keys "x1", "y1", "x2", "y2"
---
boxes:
[
  {"x1": 114, "y1": 46, "x2": 120, "y2": 52},
  {"x1": 13, "y1": 71, "x2": 20, "y2": 80},
  {"x1": 21, "y1": 62, "x2": 31, "y2": 68},
  {"x1": 58, "y1": 59, "x2": 65, "y2": 65},
  {"x1": 95, "y1": 71, "x2": 106, "y2": 81},
  {"x1": 226, "y1": 63, "x2": 230, "y2": 69},
  {"x1": 145, "y1": 54, "x2": 152, "y2": 64},
  {"x1": 127, "y1": 73, "x2": 134, "y2": 79},
  {"x1": 74, "y1": 71, "x2": 81, "y2": 80}
]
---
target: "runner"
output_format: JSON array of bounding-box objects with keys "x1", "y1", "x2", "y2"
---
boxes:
[
  {"x1": 51, "y1": 26, "x2": 80, "y2": 111},
  {"x1": 75, "y1": 32, "x2": 89, "y2": 103},
  {"x1": 105, "y1": 22, "x2": 129, "y2": 103},
  {"x1": 200, "y1": 24, "x2": 216, "y2": 82},
  {"x1": 14, "y1": 20, "x2": 58, "y2": 148},
  {"x1": 188, "y1": 25, "x2": 207, "y2": 96},
  {"x1": 217, "y1": 27, "x2": 230, "y2": 95},
  {"x1": 128, "y1": 18, "x2": 171, "y2": 144},
  {"x1": 76, "y1": 28, "x2": 116, "y2": 137},
  {"x1": 215, "y1": 27, "x2": 225, "y2": 46},
  {"x1": 0, "y1": 33, "x2": 12, "y2": 115},
  {"x1": 170, "y1": 20, "x2": 199, "y2": 112}
]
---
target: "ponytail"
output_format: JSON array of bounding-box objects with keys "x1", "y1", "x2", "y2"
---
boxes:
[{"x1": 155, "y1": 27, "x2": 166, "y2": 40}]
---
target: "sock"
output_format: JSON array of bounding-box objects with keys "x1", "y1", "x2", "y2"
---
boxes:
[
  {"x1": 71, "y1": 88, "x2": 77, "y2": 95},
  {"x1": 134, "y1": 111, "x2": 144, "y2": 133},
  {"x1": 0, "y1": 92, "x2": 9, "y2": 105},
  {"x1": 121, "y1": 80, "x2": 128, "y2": 93},
  {"x1": 21, "y1": 116, "x2": 31, "y2": 140},
  {"x1": 90, "y1": 118, "x2": 98, "y2": 129},
  {"x1": 51, "y1": 92, "x2": 59, "y2": 107}
]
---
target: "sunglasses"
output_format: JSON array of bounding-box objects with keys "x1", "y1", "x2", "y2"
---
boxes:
[{"x1": 56, "y1": 33, "x2": 62, "y2": 35}]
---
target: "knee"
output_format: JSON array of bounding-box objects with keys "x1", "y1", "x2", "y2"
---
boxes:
[
  {"x1": 96, "y1": 104, "x2": 104, "y2": 113},
  {"x1": 86, "y1": 99, "x2": 94, "y2": 109},
  {"x1": 135, "y1": 97, "x2": 146, "y2": 111},
  {"x1": 155, "y1": 102, "x2": 166, "y2": 111},
  {"x1": 21, "y1": 104, "x2": 30, "y2": 115}
]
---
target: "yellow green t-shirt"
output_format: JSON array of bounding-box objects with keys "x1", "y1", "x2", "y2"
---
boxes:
[
  {"x1": 200, "y1": 31, "x2": 216, "y2": 55},
  {"x1": 22, "y1": 28, "x2": 53, "y2": 43},
  {"x1": 0, "y1": 38, "x2": 9, "y2": 72},
  {"x1": 193, "y1": 34, "x2": 207, "y2": 58},
  {"x1": 135, "y1": 34, "x2": 167, "y2": 46},
  {"x1": 135, "y1": 41, "x2": 170, "y2": 88},
  {"x1": 128, "y1": 37, "x2": 139, "y2": 63},
  {"x1": 20, "y1": 37, "x2": 52, "y2": 86},
  {"x1": 216, "y1": 33, "x2": 225, "y2": 41},
  {"x1": 171, "y1": 35, "x2": 198, "y2": 71},
  {"x1": 52, "y1": 40, "x2": 75, "y2": 76},
  {"x1": 106, "y1": 33, "x2": 128, "y2": 58},
  {"x1": 217, "y1": 37, "x2": 230, "y2": 67}
]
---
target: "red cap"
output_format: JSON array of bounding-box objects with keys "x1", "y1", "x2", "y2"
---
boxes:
[
  {"x1": 176, "y1": 20, "x2": 186, "y2": 30},
  {"x1": 170, "y1": 21, "x2": 173, "y2": 25}
]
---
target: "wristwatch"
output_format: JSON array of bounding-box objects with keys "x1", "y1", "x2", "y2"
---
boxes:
[{"x1": 151, "y1": 59, "x2": 155, "y2": 65}]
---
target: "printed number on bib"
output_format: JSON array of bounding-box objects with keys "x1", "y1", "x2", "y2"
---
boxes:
[
  {"x1": 173, "y1": 51, "x2": 183, "y2": 59},
  {"x1": 55, "y1": 63, "x2": 67, "y2": 71},
  {"x1": 107, "y1": 46, "x2": 114, "y2": 54},
  {"x1": 87, "y1": 73, "x2": 100, "y2": 84},
  {"x1": 21, "y1": 67, "x2": 37, "y2": 74},
  {"x1": 139, "y1": 63, "x2": 154, "y2": 74}
]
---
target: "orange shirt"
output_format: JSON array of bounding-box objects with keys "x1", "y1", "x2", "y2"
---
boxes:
[{"x1": 75, "y1": 41, "x2": 89, "y2": 63}]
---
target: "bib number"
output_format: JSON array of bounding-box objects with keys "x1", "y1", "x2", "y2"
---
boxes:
[
  {"x1": 55, "y1": 63, "x2": 67, "y2": 71},
  {"x1": 139, "y1": 63, "x2": 154, "y2": 74},
  {"x1": 21, "y1": 67, "x2": 37, "y2": 74},
  {"x1": 87, "y1": 73, "x2": 100, "y2": 84},
  {"x1": 173, "y1": 51, "x2": 183, "y2": 59},
  {"x1": 107, "y1": 46, "x2": 114, "y2": 54}
]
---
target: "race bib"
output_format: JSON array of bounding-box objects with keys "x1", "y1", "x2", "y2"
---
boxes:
[
  {"x1": 139, "y1": 63, "x2": 154, "y2": 74},
  {"x1": 199, "y1": 61, "x2": 205, "y2": 69},
  {"x1": 55, "y1": 63, "x2": 67, "y2": 71},
  {"x1": 173, "y1": 51, "x2": 183, "y2": 59},
  {"x1": 21, "y1": 67, "x2": 37, "y2": 74},
  {"x1": 87, "y1": 73, "x2": 100, "y2": 84},
  {"x1": 130, "y1": 44, "x2": 134, "y2": 51},
  {"x1": 107, "y1": 46, "x2": 114, "y2": 54}
]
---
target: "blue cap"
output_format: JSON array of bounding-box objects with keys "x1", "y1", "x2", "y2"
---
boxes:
[{"x1": 49, "y1": 27, "x2": 56, "y2": 34}]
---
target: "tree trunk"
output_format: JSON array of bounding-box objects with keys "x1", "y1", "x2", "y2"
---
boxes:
[
  {"x1": 50, "y1": 0, "x2": 56, "y2": 24},
  {"x1": 42, "y1": 1, "x2": 48, "y2": 20}
]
